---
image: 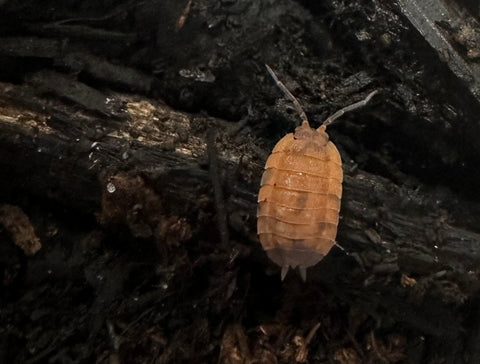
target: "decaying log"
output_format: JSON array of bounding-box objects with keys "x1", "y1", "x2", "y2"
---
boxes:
[
  {"x1": 0, "y1": 74, "x2": 479, "y2": 358},
  {"x1": 1, "y1": 0, "x2": 480, "y2": 363}
]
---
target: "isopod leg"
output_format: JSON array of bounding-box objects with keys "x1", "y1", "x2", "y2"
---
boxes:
[
  {"x1": 281, "y1": 265, "x2": 289, "y2": 281},
  {"x1": 298, "y1": 266, "x2": 307, "y2": 282}
]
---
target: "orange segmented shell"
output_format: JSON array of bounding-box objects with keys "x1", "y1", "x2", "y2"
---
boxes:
[{"x1": 257, "y1": 123, "x2": 343, "y2": 269}]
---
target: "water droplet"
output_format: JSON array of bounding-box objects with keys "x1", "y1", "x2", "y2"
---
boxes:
[{"x1": 107, "y1": 182, "x2": 116, "y2": 193}]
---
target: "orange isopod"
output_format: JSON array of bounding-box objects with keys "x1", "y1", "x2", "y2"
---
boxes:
[{"x1": 258, "y1": 65, "x2": 377, "y2": 280}]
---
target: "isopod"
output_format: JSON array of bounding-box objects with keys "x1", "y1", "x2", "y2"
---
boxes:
[{"x1": 257, "y1": 65, "x2": 377, "y2": 280}]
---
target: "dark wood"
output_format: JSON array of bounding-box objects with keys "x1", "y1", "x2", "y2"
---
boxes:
[{"x1": 0, "y1": 0, "x2": 480, "y2": 363}]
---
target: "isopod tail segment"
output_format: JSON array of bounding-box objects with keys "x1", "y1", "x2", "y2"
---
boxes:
[
  {"x1": 281, "y1": 266, "x2": 307, "y2": 282},
  {"x1": 262, "y1": 64, "x2": 378, "y2": 282}
]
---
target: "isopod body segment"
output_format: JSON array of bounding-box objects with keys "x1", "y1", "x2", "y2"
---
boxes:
[{"x1": 257, "y1": 122, "x2": 342, "y2": 279}]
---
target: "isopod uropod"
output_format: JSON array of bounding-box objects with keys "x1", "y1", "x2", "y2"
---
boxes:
[{"x1": 257, "y1": 65, "x2": 377, "y2": 281}]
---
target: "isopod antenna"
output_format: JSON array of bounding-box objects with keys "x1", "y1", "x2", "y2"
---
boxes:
[
  {"x1": 321, "y1": 90, "x2": 378, "y2": 128},
  {"x1": 265, "y1": 64, "x2": 309, "y2": 127}
]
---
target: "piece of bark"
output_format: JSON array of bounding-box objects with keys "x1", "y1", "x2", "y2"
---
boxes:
[{"x1": 0, "y1": 204, "x2": 41, "y2": 255}]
